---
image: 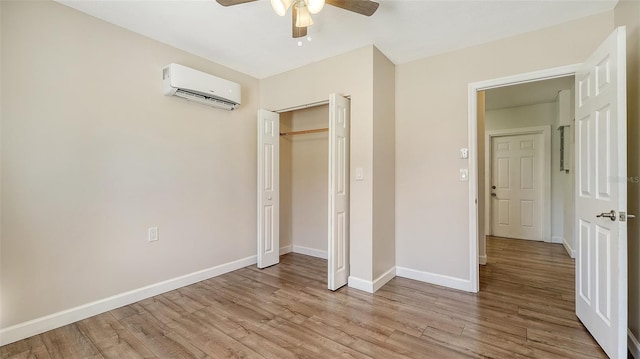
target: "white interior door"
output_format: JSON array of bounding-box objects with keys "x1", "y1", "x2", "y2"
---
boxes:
[
  {"x1": 327, "y1": 94, "x2": 350, "y2": 291},
  {"x1": 257, "y1": 109, "x2": 280, "y2": 268},
  {"x1": 575, "y1": 27, "x2": 627, "y2": 359},
  {"x1": 490, "y1": 133, "x2": 544, "y2": 241}
]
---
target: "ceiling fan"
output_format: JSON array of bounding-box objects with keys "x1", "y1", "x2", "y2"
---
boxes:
[{"x1": 216, "y1": 0, "x2": 380, "y2": 38}]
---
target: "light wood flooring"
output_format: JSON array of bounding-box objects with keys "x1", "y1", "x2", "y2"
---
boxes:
[{"x1": 2, "y1": 236, "x2": 608, "y2": 358}]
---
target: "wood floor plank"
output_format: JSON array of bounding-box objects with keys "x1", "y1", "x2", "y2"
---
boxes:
[
  {"x1": 387, "y1": 329, "x2": 475, "y2": 359},
  {"x1": 0, "y1": 335, "x2": 51, "y2": 359},
  {"x1": 118, "y1": 311, "x2": 209, "y2": 358},
  {"x1": 2, "y1": 236, "x2": 609, "y2": 358},
  {"x1": 40, "y1": 324, "x2": 102, "y2": 359},
  {"x1": 75, "y1": 313, "x2": 155, "y2": 359}
]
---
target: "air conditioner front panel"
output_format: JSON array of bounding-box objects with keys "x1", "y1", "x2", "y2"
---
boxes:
[
  {"x1": 174, "y1": 89, "x2": 238, "y2": 111},
  {"x1": 163, "y1": 63, "x2": 241, "y2": 105}
]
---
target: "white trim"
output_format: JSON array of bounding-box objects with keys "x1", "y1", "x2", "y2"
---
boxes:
[
  {"x1": 396, "y1": 267, "x2": 473, "y2": 292},
  {"x1": 0, "y1": 254, "x2": 257, "y2": 346},
  {"x1": 373, "y1": 267, "x2": 396, "y2": 292},
  {"x1": 629, "y1": 329, "x2": 640, "y2": 359},
  {"x1": 468, "y1": 64, "x2": 580, "y2": 293},
  {"x1": 347, "y1": 267, "x2": 398, "y2": 293},
  {"x1": 275, "y1": 99, "x2": 330, "y2": 113},
  {"x1": 292, "y1": 245, "x2": 327, "y2": 259},
  {"x1": 468, "y1": 85, "x2": 479, "y2": 293},
  {"x1": 348, "y1": 276, "x2": 374, "y2": 293},
  {"x1": 280, "y1": 245, "x2": 292, "y2": 255},
  {"x1": 479, "y1": 255, "x2": 487, "y2": 265},
  {"x1": 563, "y1": 238, "x2": 576, "y2": 258},
  {"x1": 485, "y1": 126, "x2": 552, "y2": 243},
  {"x1": 551, "y1": 236, "x2": 563, "y2": 244}
]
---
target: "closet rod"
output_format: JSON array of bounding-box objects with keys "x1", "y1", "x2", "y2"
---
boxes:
[{"x1": 280, "y1": 128, "x2": 329, "y2": 136}]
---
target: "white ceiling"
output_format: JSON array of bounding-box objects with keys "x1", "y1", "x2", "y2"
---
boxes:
[
  {"x1": 56, "y1": 0, "x2": 617, "y2": 79},
  {"x1": 485, "y1": 76, "x2": 575, "y2": 110}
]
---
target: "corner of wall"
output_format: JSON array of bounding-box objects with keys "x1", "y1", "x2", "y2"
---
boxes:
[{"x1": 372, "y1": 44, "x2": 396, "y2": 281}]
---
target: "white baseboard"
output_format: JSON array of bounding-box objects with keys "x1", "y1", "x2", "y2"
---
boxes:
[
  {"x1": 292, "y1": 245, "x2": 327, "y2": 259},
  {"x1": 396, "y1": 266, "x2": 474, "y2": 292},
  {"x1": 348, "y1": 276, "x2": 374, "y2": 293},
  {"x1": 373, "y1": 267, "x2": 396, "y2": 292},
  {"x1": 348, "y1": 267, "x2": 397, "y2": 293},
  {"x1": 551, "y1": 236, "x2": 563, "y2": 244},
  {"x1": 280, "y1": 245, "x2": 292, "y2": 255},
  {"x1": 0, "y1": 254, "x2": 257, "y2": 346},
  {"x1": 630, "y1": 329, "x2": 640, "y2": 359},
  {"x1": 479, "y1": 255, "x2": 487, "y2": 265},
  {"x1": 562, "y1": 238, "x2": 576, "y2": 258}
]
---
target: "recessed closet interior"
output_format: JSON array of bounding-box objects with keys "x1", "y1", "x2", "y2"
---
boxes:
[{"x1": 279, "y1": 104, "x2": 330, "y2": 261}]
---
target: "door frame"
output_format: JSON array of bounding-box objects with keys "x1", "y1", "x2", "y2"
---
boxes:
[
  {"x1": 485, "y1": 126, "x2": 551, "y2": 243},
  {"x1": 467, "y1": 64, "x2": 580, "y2": 293},
  {"x1": 263, "y1": 95, "x2": 352, "y2": 290}
]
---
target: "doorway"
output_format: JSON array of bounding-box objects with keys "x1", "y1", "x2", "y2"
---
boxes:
[{"x1": 257, "y1": 94, "x2": 351, "y2": 291}]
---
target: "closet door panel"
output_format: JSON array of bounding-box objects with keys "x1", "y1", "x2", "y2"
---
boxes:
[{"x1": 328, "y1": 94, "x2": 350, "y2": 290}]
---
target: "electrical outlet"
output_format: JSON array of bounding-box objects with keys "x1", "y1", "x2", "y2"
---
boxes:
[{"x1": 148, "y1": 227, "x2": 159, "y2": 242}]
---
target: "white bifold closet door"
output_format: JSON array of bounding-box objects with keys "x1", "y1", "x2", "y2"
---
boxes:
[
  {"x1": 257, "y1": 94, "x2": 351, "y2": 291},
  {"x1": 257, "y1": 109, "x2": 280, "y2": 269},
  {"x1": 327, "y1": 94, "x2": 350, "y2": 291}
]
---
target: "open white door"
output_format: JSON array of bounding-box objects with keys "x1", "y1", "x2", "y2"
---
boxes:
[
  {"x1": 257, "y1": 109, "x2": 280, "y2": 268},
  {"x1": 327, "y1": 94, "x2": 350, "y2": 290},
  {"x1": 575, "y1": 27, "x2": 627, "y2": 359}
]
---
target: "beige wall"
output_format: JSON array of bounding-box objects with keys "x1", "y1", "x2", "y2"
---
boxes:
[
  {"x1": 283, "y1": 105, "x2": 329, "y2": 254},
  {"x1": 396, "y1": 12, "x2": 614, "y2": 279},
  {"x1": 372, "y1": 48, "x2": 396, "y2": 279},
  {"x1": 1, "y1": 0, "x2": 259, "y2": 328},
  {"x1": 485, "y1": 102, "x2": 556, "y2": 130},
  {"x1": 614, "y1": 0, "x2": 640, "y2": 346}
]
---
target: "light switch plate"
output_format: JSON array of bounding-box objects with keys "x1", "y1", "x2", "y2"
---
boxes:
[
  {"x1": 459, "y1": 169, "x2": 469, "y2": 181},
  {"x1": 460, "y1": 148, "x2": 469, "y2": 159},
  {"x1": 148, "y1": 227, "x2": 159, "y2": 242},
  {"x1": 355, "y1": 167, "x2": 364, "y2": 181}
]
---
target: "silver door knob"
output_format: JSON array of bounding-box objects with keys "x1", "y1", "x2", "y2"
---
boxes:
[
  {"x1": 267, "y1": 196, "x2": 272, "y2": 200},
  {"x1": 597, "y1": 210, "x2": 616, "y2": 221}
]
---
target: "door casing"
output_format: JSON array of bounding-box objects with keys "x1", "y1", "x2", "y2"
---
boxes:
[{"x1": 468, "y1": 64, "x2": 580, "y2": 293}]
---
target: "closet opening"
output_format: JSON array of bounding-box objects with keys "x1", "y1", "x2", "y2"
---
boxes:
[
  {"x1": 279, "y1": 104, "x2": 331, "y2": 266},
  {"x1": 257, "y1": 94, "x2": 351, "y2": 290}
]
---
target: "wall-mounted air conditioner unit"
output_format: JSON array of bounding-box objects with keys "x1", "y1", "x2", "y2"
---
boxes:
[{"x1": 162, "y1": 63, "x2": 241, "y2": 111}]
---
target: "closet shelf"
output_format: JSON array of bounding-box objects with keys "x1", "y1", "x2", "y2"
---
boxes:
[{"x1": 280, "y1": 128, "x2": 329, "y2": 136}]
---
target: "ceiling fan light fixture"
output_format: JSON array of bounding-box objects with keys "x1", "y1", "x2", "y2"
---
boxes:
[
  {"x1": 271, "y1": 0, "x2": 292, "y2": 16},
  {"x1": 295, "y1": 1, "x2": 314, "y2": 27},
  {"x1": 306, "y1": 0, "x2": 324, "y2": 14}
]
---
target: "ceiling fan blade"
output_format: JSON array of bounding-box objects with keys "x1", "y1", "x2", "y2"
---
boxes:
[
  {"x1": 326, "y1": 0, "x2": 379, "y2": 16},
  {"x1": 215, "y1": 0, "x2": 257, "y2": 6},
  {"x1": 292, "y1": 5, "x2": 308, "y2": 38}
]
